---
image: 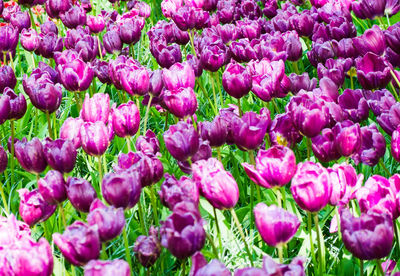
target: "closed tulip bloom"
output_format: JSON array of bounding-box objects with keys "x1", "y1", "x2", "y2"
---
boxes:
[
  {"x1": 201, "y1": 43, "x2": 228, "y2": 72},
  {"x1": 92, "y1": 59, "x2": 111, "y2": 84},
  {"x1": 46, "y1": 0, "x2": 71, "y2": 18},
  {"x1": 242, "y1": 146, "x2": 296, "y2": 189},
  {"x1": 81, "y1": 93, "x2": 110, "y2": 124},
  {"x1": 0, "y1": 146, "x2": 7, "y2": 173},
  {"x1": 53, "y1": 221, "x2": 100, "y2": 266},
  {"x1": 392, "y1": 126, "x2": 400, "y2": 162},
  {"x1": 311, "y1": 128, "x2": 341, "y2": 162},
  {"x1": 35, "y1": 32, "x2": 63, "y2": 59},
  {"x1": 43, "y1": 138, "x2": 77, "y2": 173},
  {"x1": 66, "y1": 177, "x2": 97, "y2": 213},
  {"x1": 86, "y1": 15, "x2": 105, "y2": 34},
  {"x1": 356, "y1": 52, "x2": 392, "y2": 90},
  {"x1": 84, "y1": 259, "x2": 131, "y2": 276},
  {"x1": 60, "y1": 5, "x2": 87, "y2": 29},
  {"x1": 10, "y1": 11, "x2": 31, "y2": 31},
  {"x1": 120, "y1": 66, "x2": 150, "y2": 96},
  {"x1": 117, "y1": 17, "x2": 142, "y2": 45},
  {"x1": 60, "y1": 117, "x2": 84, "y2": 149},
  {"x1": 0, "y1": 65, "x2": 17, "y2": 93},
  {"x1": 162, "y1": 62, "x2": 195, "y2": 91},
  {"x1": 87, "y1": 199, "x2": 125, "y2": 242},
  {"x1": 160, "y1": 201, "x2": 205, "y2": 259},
  {"x1": 0, "y1": 94, "x2": 10, "y2": 125},
  {"x1": 172, "y1": 6, "x2": 196, "y2": 31},
  {"x1": 135, "y1": 130, "x2": 160, "y2": 156},
  {"x1": 291, "y1": 161, "x2": 331, "y2": 213},
  {"x1": 353, "y1": 25, "x2": 385, "y2": 56},
  {"x1": 148, "y1": 69, "x2": 164, "y2": 96},
  {"x1": 289, "y1": 73, "x2": 318, "y2": 94},
  {"x1": 103, "y1": 30, "x2": 122, "y2": 54},
  {"x1": 354, "y1": 124, "x2": 385, "y2": 166},
  {"x1": 254, "y1": 203, "x2": 300, "y2": 247},
  {"x1": 58, "y1": 58, "x2": 94, "y2": 92},
  {"x1": 80, "y1": 121, "x2": 110, "y2": 156},
  {"x1": 134, "y1": 226, "x2": 161, "y2": 268},
  {"x1": 14, "y1": 138, "x2": 47, "y2": 174},
  {"x1": 332, "y1": 120, "x2": 362, "y2": 157},
  {"x1": 25, "y1": 81, "x2": 63, "y2": 114},
  {"x1": 232, "y1": 110, "x2": 270, "y2": 151},
  {"x1": 4, "y1": 88, "x2": 27, "y2": 120},
  {"x1": 222, "y1": 62, "x2": 252, "y2": 99},
  {"x1": 163, "y1": 122, "x2": 199, "y2": 161},
  {"x1": 18, "y1": 189, "x2": 56, "y2": 227},
  {"x1": 199, "y1": 116, "x2": 228, "y2": 147},
  {"x1": 102, "y1": 171, "x2": 142, "y2": 209},
  {"x1": 41, "y1": 20, "x2": 58, "y2": 35},
  {"x1": 163, "y1": 87, "x2": 198, "y2": 118},
  {"x1": 112, "y1": 101, "x2": 140, "y2": 138},
  {"x1": 38, "y1": 170, "x2": 67, "y2": 205},
  {"x1": 75, "y1": 35, "x2": 99, "y2": 62},
  {"x1": 340, "y1": 208, "x2": 393, "y2": 260},
  {"x1": 20, "y1": 28, "x2": 39, "y2": 51},
  {"x1": 190, "y1": 252, "x2": 230, "y2": 276},
  {"x1": 0, "y1": 25, "x2": 18, "y2": 53},
  {"x1": 192, "y1": 158, "x2": 239, "y2": 209},
  {"x1": 352, "y1": 0, "x2": 385, "y2": 19},
  {"x1": 338, "y1": 89, "x2": 369, "y2": 123}
]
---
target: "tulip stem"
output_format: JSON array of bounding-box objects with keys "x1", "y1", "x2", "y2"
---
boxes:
[
  {"x1": 0, "y1": 181, "x2": 8, "y2": 214},
  {"x1": 314, "y1": 213, "x2": 325, "y2": 276},
  {"x1": 393, "y1": 221, "x2": 400, "y2": 255},
  {"x1": 276, "y1": 188, "x2": 282, "y2": 208},
  {"x1": 59, "y1": 203, "x2": 67, "y2": 229},
  {"x1": 8, "y1": 52, "x2": 14, "y2": 72},
  {"x1": 10, "y1": 120, "x2": 14, "y2": 191},
  {"x1": 143, "y1": 94, "x2": 153, "y2": 134},
  {"x1": 376, "y1": 259, "x2": 385, "y2": 276},
  {"x1": 238, "y1": 97, "x2": 242, "y2": 116},
  {"x1": 390, "y1": 70, "x2": 400, "y2": 101},
  {"x1": 126, "y1": 137, "x2": 132, "y2": 152},
  {"x1": 31, "y1": 53, "x2": 36, "y2": 68},
  {"x1": 206, "y1": 233, "x2": 219, "y2": 258},
  {"x1": 216, "y1": 147, "x2": 222, "y2": 161},
  {"x1": 101, "y1": 242, "x2": 108, "y2": 260},
  {"x1": 138, "y1": 200, "x2": 147, "y2": 234},
  {"x1": 210, "y1": 72, "x2": 218, "y2": 112},
  {"x1": 46, "y1": 111, "x2": 54, "y2": 140},
  {"x1": 278, "y1": 245, "x2": 283, "y2": 263},
  {"x1": 306, "y1": 137, "x2": 312, "y2": 160},
  {"x1": 213, "y1": 207, "x2": 223, "y2": 255},
  {"x1": 379, "y1": 159, "x2": 390, "y2": 176},
  {"x1": 292, "y1": 61, "x2": 299, "y2": 75},
  {"x1": 149, "y1": 185, "x2": 159, "y2": 225},
  {"x1": 335, "y1": 207, "x2": 342, "y2": 240},
  {"x1": 197, "y1": 78, "x2": 217, "y2": 115},
  {"x1": 122, "y1": 226, "x2": 133, "y2": 273},
  {"x1": 350, "y1": 75, "x2": 354, "y2": 90},
  {"x1": 307, "y1": 212, "x2": 316, "y2": 269},
  {"x1": 389, "y1": 82, "x2": 400, "y2": 102},
  {"x1": 387, "y1": 13, "x2": 391, "y2": 26},
  {"x1": 360, "y1": 259, "x2": 363, "y2": 276},
  {"x1": 230, "y1": 208, "x2": 254, "y2": 266},
  {"x1": 214, "y1": 72, "x2": 224, "y2": 105},
  {"x1": 97, "y1": 156, "x2": 103, "y2": 198},
  {"x1": 74, "y1": 92, "x2": 82, "y2": 112},
  {"x1": 188, "y1": 30, "x2": 197, "y2": 57}
]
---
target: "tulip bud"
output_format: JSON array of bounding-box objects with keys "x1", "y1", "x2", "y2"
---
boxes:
[
  {"x1": 53, "y1": 221, "x2": 100, "y2": 266},
  {"x1": 60, "y1": 117, "x2": 84, "y2": 149},
  {"x1": 135, "y1": 130, "x2": 160, "y2": 156},
  {"x1": 332, "y1": 120, "x2": 362, "y2": 157},
  {"x1": 18, "y1": 188, "x2": 56, "y2": 227},
  {"x1": 87, "y1": 15, "x2": 105, "y2": 34},
  {"x1": 222, "y1": 62, "x2": 252, "y2": 99},
  {"x1": 46, "y1": 0, "x2": 72, "y2": 19},
  {"x1": 81, "y1": 93, "x2": 110, "y2": 124},
  {"x1": 84, "y1": 259, "x2": 131, "y2": 275},
  {"x1": 80, "y1": 121, "x2": 110, "y2": 156},
  {"x1": 134, "y1": 226, "x2": 161, "y2": 268},
  {"x1": 43, "y1": 138, "x2": 77, "y2": 173},
  {"x1": 120, "y1": 66, "x2": 150, "y2": 96},
  {"x1": 0, "y1": 65, "x2": 17, "y2": 93},
  {"x1": 10, "y1": 11, "x2": 31, "y2": 31},
  {"x1": 112, "y1": 101, "x2": 140, "y2": 138},
  {"x1": 163, "y1": 122, "x2": 199, "y2": 161},
  {"x1": 14, "y1": 138, "x2": 47, "y2": 174},
  {"x1": 199, "y1": 116, "x2": 228, "y2": 147},
  {"x1": 66, "y1": 177, "x2": 97, "y2": 213},
  {"x1": 102, "y1": 171, "x2": 142, "y2": 209},
  {"x1": 192, "y1": 158, "x2": 239, "y2": 209},
  {"x1": 58, "y1": 58, "x2": 94, "y2": 92},
  {"x1": 20, "y1": 28, "x2": 39, "y2": 51},
  {"x1": 4, "y1": 88, "x2": 27, "y2": 120},
  {"x1": 355, "y1": 52, "x2": 392, "y2": 90},
  {"x1": 87, "y1": 199, "x2": 125, "y2": 242},
  {"x1": 162, "y1": 62, "x2": 195, "y2": 91},
  {"x1": 103, "y1": 30, "x2": 123, "y2": 54},
  {"x1": 38, "y1": 170, "x2": 67, "y2": 205},
  {"x1": 41, "y1": 20, "x2": 58, "y2": 35},
  {"x1": 163, "y1": 87, "x2": 198, "y2": 118},
  {"x1": 200, "y1": 43, "x2": 228, "y2": 72},
  {"x1": 254, "y1": 203, "x2": 300, "y2": 247}
]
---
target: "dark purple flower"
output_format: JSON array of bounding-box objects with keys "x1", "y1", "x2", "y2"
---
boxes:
[
  {"x1": 190, "y1": 252, "x2": 230, "y2": 276},
  {"x1": 311, "y1": 128, "x2": 341, "y2": 162},
  {"x1": 222, "y1": 62, "x2": 252, "y2": 99},
  {"x1": 103, "y1": 30, "x2": 122, "y2": 54},
  {"x1": 199, "y1": 116, "x2": 228, "y2": 148},
  {"x1": 355, "y1": 52, "x2": 392, "y2": 90},
  {"x1": 333, "y1": 120, "x2": 362, "y2": 157},
  {"x1": 135, "y1": 130, "x2": 160, "y2": 156},
  {"x1": 163, "y1": 122, "x2": 199, "y2": 161},
  {"x1": 10, "y1": 11, "x2": 31, "y2": 31},
  {"x1": 46, "y1": 0, "x2": 72, "y2": 19},
  {"x1": 41, "y1": 20, "x2": 58, "y2": 35},
  {"x1": 200, "y1": 43, "x2": 228, "y2": 72},
  {"x1": 35, "y1": 32, "x2": 63, "y2": 59},
  {"x1": 84, "y1": 259, "x2": 130, "y2": 275},
  {"x1": 43, "y1": 138, "x2": 77, "y2": 173},
  {"x1": 289, "y1": 73, "x2": 318, "y2": 94},
  {"x1": 354, "y1": 124, "x2": 386, "y2": 166},
  {"x1": 163, "y1": 87, "x2": 198, "y2": 118},
  {"x1": 58, "y1": 58, "x2": 94, "y2": 92},
  {"x1": 134, "y1": 226, "x2": 161, "y2": 268},
  {"x1": 338, "y1": 89, "x2": 369, "y2": 123},
  {"x1": 0, "y1": 146, "x2": 7, "y2": 174},
  {"x1": 14, "y1": 138, "x2": 47, "y2": 174},
  {"x1": 66, "y1": 177, "x2": 97, "y2": 213},
  {"x1": 80, "y1": 121, "x2": 110, "y2": 156},
  {"x1": 353, "y1": 25, "x2": 386, "y2": 56},
  {"x1": 112, "y1": 101, "x2": 140, "y2": 138},
  {"x1": 0, "y1": 65, "x2": 16, "y2": 93},
  {"x1": 38, "y1": 170, "x2": 67, "y2": 205},
  {"x1": 117, "y1": 17, "x2": 142, "y2": 45},
  {"x1": 120, "y1": 65, "x2": 150, "y2": 96}
]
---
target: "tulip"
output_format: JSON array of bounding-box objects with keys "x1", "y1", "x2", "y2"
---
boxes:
[
  {"x1": 117, "y1": 17, "x2": 142, "y2": 45},
  {"x1": 66, "y1": 177, "x2": 97, "y2": 213},
  {"x1": 75, "y1": 35, "x2": 99, "y2": 62},
  {"x1": 0, "y1": 65, "x2": 17, "y2": 93},
  {"x1": 92, "y1": 59, "x2": 112, "y2": 84},
  {"x1": 103, "y1": 30, "x2": 123, "y2": 54},
  {"x1": 163, "y1": 122, "x2": 199, "y2": 161},
  {"x1": 162, "y1": 62, "x2": 195, "y2": 91},
  {"x1": 102, "y1": 171, "x2": 142, "y2": 209},
  {"x1": 199, "y1": 116, "x2": 228, "y2": 147},
  {"x1": 87, "y1": 199, "x2": 125, "y2": 242},
  {"x1": 18, "y1": 188, "x2": 56, "y2": 227},
  {"x1": 222, "y1": 62, "x2": 252, "y2": 99},
  {"x1": 354, "y1": 124, "x2": 386, "y2": 166},
  {"x1": 112, "y1": 101, "x2": 140, "y2": 138},
  {"x1": 159, "y1": 173, "x2": 199, "y2": 209},
  {"x1": 0, "y1": 25, "x2": 18, "y2": 53},
  {"x1": 35, "y1": 32, "x2": 63, "y2": 59},
  {"x1": 351, "y1": 0, "x2": 386, "y2": 19},
  {"x1": 87, "y1": 15, "x2": 105, "y2": 34},
  {"x1": 311, "y1": 128, "x2": 341, "y2": 162},
  {"x1": 289, "y1": 73, "x2": 318, "y2": 94},
  {"x1": 53, "y1": 221, "x2": 100, "y2": 266},
  {"x1": 160, "y1": 201, "x2": 205, "y2": 259},
  {"x1": 332, "y1": 120, "x2": 362, "y2": 157},
  {"x1": 161, "y1": 0, "x2": 183, "y2": 18},
  {"x1": 242, "y1": 146, "x2": 297, "y2": 189},
  {"x1": 353, "y1": 25, "x2": 385, "y2": 56},
  {"x1": 60, "y1": 117, "x2": 84, "y2": 149},
  {"x1": 135, "y1": 130, "x2": 160, "y2": 156},
  {"x1": 24, "y1": 81, "x2": 62, "y2": 114},
  {"x1": 58, "y1": 58, "x2": 94, "y2": 92},
  {"x1": 229, "y1": 39, "x2": 258, "y2": 63},
  {"x1": 80, "y1": 121, "x2": 110, "y2": 156},
  {"x1": 268, "y1": 113, "x2": 302, "y2": 148},
  {"x1": 14, "y1": 138, "x2": 47, "y2": 174},
  {"x1": 355, "y1": 52, "x2": 392, "y2": 90},
  {"x1": 38, "y1": 170, "x2": 67, "y2": 205},
  {"x1": 40, "y1": 20, "x2": 58, "y2": 35},
  {"x1": 4, "y1": 88, "x2": 27, "y2": 120},
  {"x1": 201, "y1": 43, "x2": 228, "y2": 72},
  {"x1": 81, "y1": 93, "x2": 110, "y2": 124},
  {"x1": 148, "y1": 69, "x2": 164, "y2": 97},
  {"x1": 20, "y1": 28, "x2": 40, "y2": 52},
  {"x1": 0, "y1": 146, "x2": 7, "y2": 174},
  {"x1": 46, "y1": 0, "x2": 71, "y2": 18},
  {"x1": 172, "y1": 6, "x2": 196, "y2": 31},
  {"x1": 134, "y1": 226, "x2": 161, "y2": 268},
  {"x1": 10, "y1": 11, "x2": 30, "y2": 31},
  {"x1": 290, "y1": 161, "x2": 331, "y2": 212},
  {"x1": 120, "y1": 66, "x2": 150, "y2": 96},
  {"x1": 0, "y1": 94, "x2": 10, "y2": 125},
  {"x1": 338, "y1": 89, "x2": 369, "y2": 123},
  {"x1": 192, "y1": 158, "x2": 239, "y2": 209},
  {"x1": 163, "y1": 87, "x2": 198, "y2": 118},
  {"x1": 60, "y1": 6, "x2": 87, "y2": 29},
  {"x1": 84, "y1": 259, "x2": 131, "y2": 275},
  {"x1": 232, "y1": 109, "x2": 270, "y2": 151},
  {"x1": 317, "y1": 58, "x2": 346, "y2": 87},
  {"x1": 254, "y1": 203, "x2": 300, "y2": 247},
  {"x1": 43, "y1": 138, "x2": 77, "y2": 173},
  {"x1": 340, "y1": 208, "x2": 393, "y2": 260}
]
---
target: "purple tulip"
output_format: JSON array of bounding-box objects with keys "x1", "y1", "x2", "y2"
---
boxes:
[
  {"x1": 111, "y1": 101, "x2": 140, "y2": 138},
  {"x1": 60, "y1": 5, "x2": 87, "y2": 29},
  {"x1": 332, "y1": 120, "x2": 362, "y2": 157},
  {"x1": 58, "y1": 58, "x2": 94, "y2": 92},
  {"x1": 35, "y1": 32, "x2": 63, "y2": 59},
  {"x1": 291, "y1": 161, "x2": 331, "y2": 212},
  {"x1": 192, "y1": 158, "x2": 239, "y2": 209},
  {"x1": 10, "y1": 11, "x2": 30, "y2": 31},
  {"x1": 0, "y1": 94, "x2": 10, "y2": 125},
  {"x1": 14, "y1": 138, "x2": 47, "y2": 174},
  {"x1": 102, "y1": 171, "x2": 142, "y2": 209},
  {"x1": 163, "y1": 87, "x2": 198, "y2": 118},
  {"x1": 269, "y1": 113, "x2": 302, "y2": 148},
  {"x1": 311, "y1": 128, "x2": 341, "y2": 162},
  {"x1": 46, "y1": 0, "x2": 71, "y2": 18},
  {"x1": 74, "y1": 35, "x2": 99, "y2": 62},
  {"x1": 24, "y1": 80, "x2": 62, "y2": 114},
  {"x1": 43, "y1": 138, "x2": 77, "y2": 173},
  {"x1": 53, "y1": 221, "x2": 100, "y2": 266},
  {"x1": 0, "y1": 146, "x2": 7, "y2": 173},
  {"x1": 222, "y1": 62, "x2": 252, "y2": 99},
  {"x1": 120, "y1": 65, "x2": 150, "y2": 96},
  {"x1": 232, "y1": 109, "x2": 270, "y2": 151},
  {"x1": 18, "y1": 188, "x2": 56, "y2": 227},
  {"x1": 92, "y1": 59, "x2": 111, "y2": 84},
  {"x1": 353, "y1": 124, "x2": 386, "y2": 166},
  {"x1": 87, "y1": 199, "x2": 125, "y2": 242},
  {"x1": 4, "y1": 88, "x2": 26, "y2": 120},
  {"x1": 242, "y1": 146, "x2": 297, "y2": 189},
  {"x1": 353, "y1": 25, "x2": 386, "y2": 56},
  {"x1": 135, "y1": 130, "x2": 160, "y2": 156},
  {"x1": 352, "y1": 0, "x2": 386, "y2": 19},
  {"x1": 340, "y1": 208, "x2": 393, "y2": 260},
  {"x1": 103, "y1": 30, "x2": 122, "y2": 54},
  {"x1": 338, "y1": 89, "x2": 369, "y2": 123},
  {"x1": 200, "y1": 43, "x2": 228, "y2": 72},
  {"x1": 66, "y1": 177, "x2": 97, "y2": 213},
  {"x1": 163, "y1": 122, "x2": 199, "y2": 161},
  {"x1": 38, "y1": 170, "x2": 67, "y2": 205},
  {"x1": 289, "y1": 73, "x2": 318, "y2": 94},
  {"x1": 0, "y1": 25, "x2": 18, "y2": 53},
  {"x1": 80, "y1": 121, "x2": 110, "y2": 156},
  {"x1": 356, "y1": 52, "x2": 392, "y2": 90},
  {"x1": 60, "y1": 117, "x2": 84, "y2": 149},
  {"x1": 0, "y1": 65, "x2": 16, "y2": 93},
  {"x1": 199, "y1": 116, "x2": 228, "y2": 148},
  {"x1": 117, "y1": 17, "x2": 142, "y2": 45},
  {"x1": 81, "y1": 93, "x2": 110, "y2": 124},
  {"x1": 160, "y1": 201, "x2": 205, "y2": 259},
  {"x1": 333, "y1": 38, "x2": 359, "y2": 58},
  {"x1": 41, "y1": 20, "x2": 58, "y2": 35},
  {"x1": 134, "y1": 226, "x2": 161, "y2": 268},
  {"x1": 254, "y1": 203, "x2": 300, "y2": 247},
  {"x1": 84, "y1": 259, "x2": 131, "y2": 275},
  {"x1": 87, "y1": 15, "x2": 105, "y2": 34},
  {"x1": 162, "y1": 62, "x2": 195, "y2": 91}
]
